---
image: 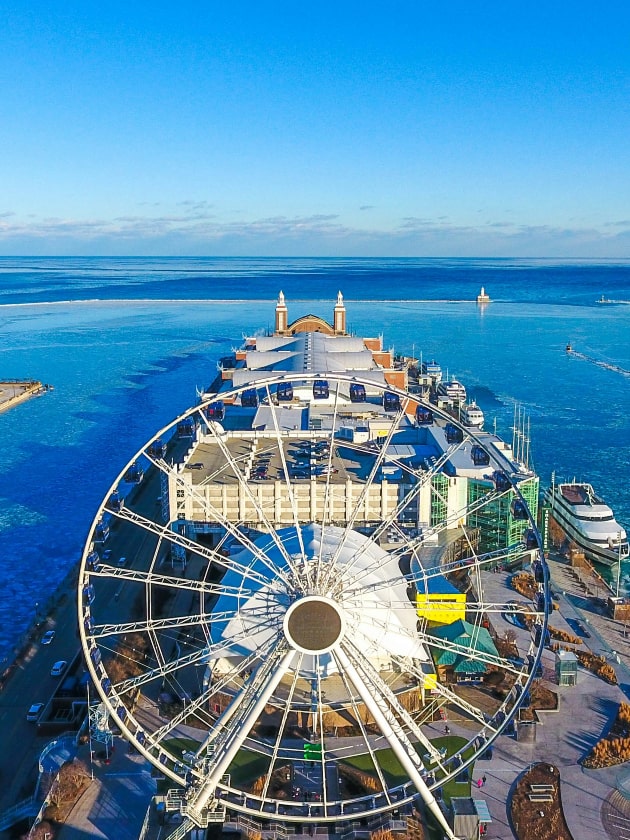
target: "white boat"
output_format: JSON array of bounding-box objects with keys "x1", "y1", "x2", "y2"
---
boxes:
[
  {"x1": 461, "y1": 401, "x2": 484, "y2": 428},
  {"x1": 545, "y1": 480, "x2": 629, "y2": 566},
  {"x1": 421, "y1": 360, "x2": 442, "y2": 382},
  {"x1": 437, "y1": 378, "x2": 466, "y2": 403}
]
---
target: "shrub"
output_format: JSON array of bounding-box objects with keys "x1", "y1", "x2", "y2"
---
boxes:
[{"x1": 583, "y1": 702, "x2": 630, "y2": 767}]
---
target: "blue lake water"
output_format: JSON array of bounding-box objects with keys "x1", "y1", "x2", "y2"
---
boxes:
[{"x1": 1, "y1": 256, "x2": 629, "y2": 660}]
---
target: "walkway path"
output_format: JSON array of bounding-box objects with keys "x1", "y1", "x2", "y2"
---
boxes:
[
  {"x1": 469, "y1": 554, "x2": 630, "y2": 840},
  {"x1": 56, "y1": 742, "x2": 156, "y2": 840}
]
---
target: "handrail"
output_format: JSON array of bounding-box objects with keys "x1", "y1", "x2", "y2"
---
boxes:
[{"x1": 0, "y1": 795, "x2": 38, "y2": 831}]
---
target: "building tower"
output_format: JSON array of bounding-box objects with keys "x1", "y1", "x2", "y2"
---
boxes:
[
  {"x1": 275, "y1": 290, "x2": 288, "y2": 334},
  {"x1": 333, "y1": 290, "x2": 346, "y2": 335}
]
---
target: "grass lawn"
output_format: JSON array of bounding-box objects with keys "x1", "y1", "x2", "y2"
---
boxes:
[
  {"x1": 163, "y1": 739, "x2": 272, "y2": 787},
  {"x1": 163, "y1": 735, "x2": 202, "y2": 757},
  {"x1": 342, "y1": 735, "x2": 475, "y2": 805},
  {"x1": 227, "y1": 750, "x2": 271, "y2": 785},
  {"x1": 342, "y1": 748, "x2": 407, "y2": 785}
]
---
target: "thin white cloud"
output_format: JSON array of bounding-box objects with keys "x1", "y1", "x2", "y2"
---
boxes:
[
  {"x1": 176, "y1": 200, "x2": 214, "y2": 212},
  {"x1": 1, "y1": 211, "x2": 630, "y2": 257}
]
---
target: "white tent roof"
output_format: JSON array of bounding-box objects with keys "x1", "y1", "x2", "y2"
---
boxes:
[{"x1": 210, "y1": 524, "x2": 428, "y2": 679}]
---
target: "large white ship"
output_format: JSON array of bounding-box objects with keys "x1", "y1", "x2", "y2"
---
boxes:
[
  {"x1": 436, "y1": 378, "x2": 467, "y2": 403},
  {"x1": 460, "y1": 400, "x2": 484, "y2": 429},
  {"x1": 546, "y1": 479, "x2": 629, "y2": 566}
]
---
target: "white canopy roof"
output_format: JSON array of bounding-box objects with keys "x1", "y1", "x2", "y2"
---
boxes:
[{"x1": 210, "y1": 524, "x2": 428, "y2": 679}]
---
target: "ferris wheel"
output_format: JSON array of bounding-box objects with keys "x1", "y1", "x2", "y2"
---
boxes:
[{"x1": 78, "y1": 373, "x2": 549, "y2": 839}]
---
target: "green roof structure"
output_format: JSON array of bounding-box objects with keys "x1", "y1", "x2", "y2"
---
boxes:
[{"x1": 429, "y1": 619, "x2": 499, "y2": 676}]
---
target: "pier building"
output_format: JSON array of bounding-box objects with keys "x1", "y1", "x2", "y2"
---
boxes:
[{"x1": 75, "y1": 295, "x2": 547, "y2": 840}]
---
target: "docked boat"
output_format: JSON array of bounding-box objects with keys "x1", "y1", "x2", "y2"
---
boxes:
[
  {"x1": 436, "y1": 378, "x2": 467, "y2": 403},
  {"x1": 545, "y1": 479, "x2": 629, "y2": 566},
  {"x1": 461, "y1": 401, "x2": 484, "y2": 428},
  {"x1": 421, "y1": 359, "x2": 442, "y2": 382}
]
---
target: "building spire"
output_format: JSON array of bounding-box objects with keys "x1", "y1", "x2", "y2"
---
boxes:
[
  {"x1": 333, "y1": 290, "x2": 346, "y2": 335},
  {"x1": 275, "y1": 290, "x2": 288, "y2": 334}
]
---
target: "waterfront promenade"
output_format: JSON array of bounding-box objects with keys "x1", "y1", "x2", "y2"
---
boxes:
[
  {"x1": 55, "y1": 743, "x2": 156, "y2": 840},
  {"x1": 469, "y1": 552, "x2": 630, "y2": 840}
]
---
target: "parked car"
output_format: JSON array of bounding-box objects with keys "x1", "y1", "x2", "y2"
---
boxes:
[
  {"x1": 50, "y1": 660, "x2": 68, "y2": 677},
  {"x1": 41, "y1": 630, "x2": 56, "y2": 645},
  {"x1": 26, "y1": 702, "x2": 45, "y2": 722}
]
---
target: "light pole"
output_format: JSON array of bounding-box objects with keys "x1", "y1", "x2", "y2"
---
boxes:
[
  {"x1": 86, "y1": 681, "x2": 94, "y2": 779},
  {"x1": 616, "y1": 532, "x2": 623, "y2": 599}
]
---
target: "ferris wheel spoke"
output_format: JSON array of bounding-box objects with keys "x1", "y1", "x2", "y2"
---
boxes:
[
  {"x1": 311, "y1": 657, "x2": 333, "y2": 814},
  {"x1": 89, "y1": 609, "x2": 240, "y2": 641},
  {"x1": 185, "y1": 645, "x2": 296, "y2": 817},
  {"x1": 323, "y1": 395, "x2": 412, "y2": 588},
  {"x1": 333, "y1": 642, "x2": 429, "y2": 799},
  {"x1": 260, "y1": 652, "x2": 305, "y2": 803},
  {"x1": 200, "y1": 413, "x2": 303, "y2": 580},
  {"x1": 393, "y1": 487, "x2": 492, "y2": 552},
  {"x1": 343, "y1": 637, "x2": 447, "y2": 769},
  {"x1": 109, "y1": 504, "x2": 278, "y2": 590},
  {"x1": 333, "y1": 425, "x2": 457, "y2": 592},
  {"x1": 333, "y1": 651, "x2": 393, "y2": 804},
  {"x1": 366, "y1": 441, "x2": 453, "y2": 543},
  {"x1": 89, "y1": 566, "x2": 261, "y2": 609},
  {"x1": 202, "y1": 636, "x2": 283, "y2": 749},
  {"x1": 203, "y1": 649, "x2": 276, "y2": 711},
  {"x1": 144, "y1": 454, "x2": 296, "y2": 590},
  {"x1": 402, "y1": 657, "x2": 499, "y2": 734},
  {"x1": 262, "y1": 383, "x2": 308, "y2": 571},
  {"x1": 162, "y1": 462, "x2": 292, "y2": 588},
  {"x1": 424, "y1": 545, "x2": 521, "y2": 578},
  {"x1": 421, "y1": 634, "x2": 523, "y2": 677},
  {"x1": 152, "y1": 647, "x2": 265, "y2": 745},
  {"x1": 93, "y1": 601, "x2": 283, "y2": 650},
  {"x1": 316, "y1": 386, "x2": 343, "y2": 583},
  {"x1": 114, "y1": 624, "x2": 277, "y2": 697}
]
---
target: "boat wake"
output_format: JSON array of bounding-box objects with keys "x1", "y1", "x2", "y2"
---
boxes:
[{"x1": 566, "y1": 347, "x2": 630, "y2": 378}]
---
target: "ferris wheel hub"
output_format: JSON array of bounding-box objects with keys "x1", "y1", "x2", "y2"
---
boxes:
[{"x1": 283, "y1": 595, "x2": 345, "y2": 653}]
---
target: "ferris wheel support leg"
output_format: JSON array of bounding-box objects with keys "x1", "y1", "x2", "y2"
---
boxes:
[
  {"x1": 188, "y1": 649, "x2": 295, "y2": 818},
  {"x1": 335, "y1": 647, "x2": 459, "y2": 840}
]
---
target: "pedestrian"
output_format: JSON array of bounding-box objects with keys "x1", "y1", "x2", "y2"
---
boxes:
[
  {"x1": 444, "y1": 725, "x2": 450, "y2": 736},
  {"x1": 482, "y1": 775, "x2": 487, "y2": 786},
  {"x1": 476, "y1": 778, "x2": 483, "y2": 788}
]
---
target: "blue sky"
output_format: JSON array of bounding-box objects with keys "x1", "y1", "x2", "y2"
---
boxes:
[{"x1": 1, "y1": 1, "x2": 630, "y2": 257}]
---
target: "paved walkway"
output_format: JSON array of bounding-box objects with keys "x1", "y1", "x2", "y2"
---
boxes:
[
  {"x1": 56, "y1": 741, "x2": 156, "y2": 840},
  {"x1": 466, "y1": 554, "x2": 630, "y2": 840},
  {"x1": 471, "y1": 667, "x2": 627, "y2": 840}
]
